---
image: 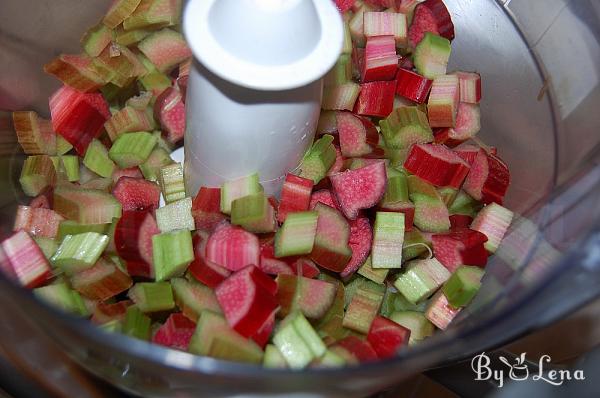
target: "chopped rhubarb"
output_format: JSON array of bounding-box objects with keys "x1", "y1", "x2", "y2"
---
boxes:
[
  {"x1": 19, "y1": 155, "x2": 57, "y2": 197},
  {"x1": 442, "y1": 265, "x2": 484, "y2": 307},
  {"x1": 393, "y1": 258, "x2": 450, "y2": 303},
  {"x1": 259, "y1": 241, "x2": 295, "y2": 276},
  {"x1": 277, "y1": 174, "x2": 314, "y2": 223},
  {"x1": 104, "y1": 106, "x2": 154, "y2": 141},
  {"x1": 343, "y1": 285, "x2": 384, "y2": 334},
  {"x1": 153, "y1": 313, "x2": 196, "y2": 350},
  {"x1": 310, "y1": 203, "x2": 352, "y2": 273},
  {"x1": 333, "y1": 336, "x2": 378, "y2": 362},
  {"x1": 404, "y1": 143, "x2": 470, "y2": 189},
  {"x1": 463, "y1": 149, "x2": 511, "y2": 205},
  {"x1": 336, "y1": 112, "x2": 380, "y2": 157},
  {"x1": 414, "y1": 32, "x2": 451, "y2": 79},
  {"x1": 276, "y1": 274, "x2": 337, "y2": 319},
  {"x1": 206, "y1": 223, "x2": 260, "y2": 272},
  {"x1": 231, "y1": 193, "x2": 276, "y2": 234},
  {"x1": 44, "y1": 54, "x2": 105, "y2": 92},
  {"x1": 367, "y1": 316, "x2": 411, "y2": 358},
  {"x1": 154, "y1": 86, "x2": 186, "y2": 144},
  {"x1": 455, "y1": 71, "x2": 482, "y2": 104},
  {"x1": 71, "y1": 257, "x2": 132, "y2": 301},
  {"x1": 53, "y1": 186, "x2": 122, "y2": 224},
  {"x1": 407, "y1": 175, "x2": 451, "y2": 232},
  {"x1": 470, "y1": 203, "x2": 514, "y2": 253},
  {"x1": 353, "y1": 80, "x2": 396, "y2": 118},
  {"x1": 1, "y1": 231, "x2": 51, "y2": 288},
  {"x1": 425, "y1": 290, "x2": 461, "y2": 330},
  {"x1": 189, "y1": 232, "x2": 231, "y2": 288},
  {"x1": 408, "y1": 0, "x2": 455, "y2": 48},
  {"x1": 321, "y1": 82, "x2": 361, "y2": 111},
  {"x1": 379, "y1": 106, "x2": 433, "y2": 149},
  {"x1": 152, "y1": 229, "x2": 194, "y2": 281},
  {"x1": 14, "y1": 205, "x2": 64, "y2": 239},
  {"x1": 159, "y1": 163, "x2": 187, "y2": 204},
  {"x1": 103, "y1": 0, "x2": 143, "y2": 28},
  {"x1": 191, "y1": 187, "x2": 226, "y2": 232},
  {"x1": 362, "y1": 36, "x2": 397, "y2": 82},
  {"x1": 115, "y1": 211, "x2": 159, "y2": 278},
  {"x1": 12, "y1": 111, "x2": 56, "y2": 155},
  {"x1": 171, "y1": 278, "x2": 222, "y2": 322},
  {"x1": 112, "y1": 177, "x2": 160, "y2": 212},
  {"x1": 433, "y1": 103, "x2": 481, "y2": 147},
  {"x1": 427, "y1": 74, "x2": 460, "y2": 127},
  {"x1": 275, "y1": 211, "x2": 319, "y2": 258},
  {"x1": 123, "y1": 0, "x2": 182, "y2": 30},
  {"x1": 395, "y1": 68, "x2": 433, "y2": 104},
  {"x1": 220, "y1": 172, "x2": 262, "y2": 215},
  {"x1": 363, "y1": 12, "x2": 408, "y2": 47},
  {"x1": 372, "y1": 212, "x2": 405, "y2": 269},
  {"x1": 138, "y1": 28, "x2": 191, "y2": 73},
  {"x1": 432, "y1": 228, "x2": 488, "y2": 272},
  {"x1": 156, "y1": 197, "x2": 195, "y2": 232}
]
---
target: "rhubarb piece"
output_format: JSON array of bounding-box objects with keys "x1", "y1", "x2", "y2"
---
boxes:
[
  {"x1": 407, "y1": 175, "x2": 451, "y2": 232},
  {"x1": 154, "y1": 87, "x2": 186, "y2": 144},
  {"x1": 152, "y1": 229, "x2": 194, "y2": 281},
  {"x1": 1, "y1": 231, "x2": 51, "y2": 288},
  {"x1": 71, "y1": 258, "x2": 132, "y2": 301},
  {"x1": 393, "y1": 258, "x2": 450, "y2": 303},
  {"x1": 57, "y1": 221, "x2": 109, "y2": 242},
  {"x1": 363, "y1": 12, "x2": 408, "y2": 47},
  {"x1": 188, "y1": 310, "x2": 228, "y2": 355},
  {"x1": 292, "y1": 257, "x2": 321, "y2": 279},
  {"x1": 408, "y1": 0, "x2": 455, "y2": 48},
  {"x1": 315, "y1": 279, "x2": 348, "y2": 340},
  {"x1": 273, "y1": 311, "x2": 326, "y2": 369},
  {"x1": 299, "y1": 135, "x2": 337, "y2": 184},
  {"x1": 450, "y1": 214, "x2": 473, "y2": 229},
  {"x1": 54, "y1": 186, "x2": 121, "y2": 224},
  {"x1": 277, "y1": 174, "x2": 314, "y2": 223},
  {"x1": 83, "y1": 140, "x2": 115, "y2": 178},
  {"x1": 138, "y1": 28, "x2": 191, "y2": 73},
  {"x1": 33, "y1": 237, "x2": 58, "y2": 260},
  {"x1": 220, "y1": 172, "x2": 262, "y2": 215},
  {"x1": 171, "y1": 278, "x2": 222, "y2": 322},
  {"x1": 324, "y1": 54, "x2": 352, "y2": 87},
  {"x1": 250, "y1": 312, "x2": 275, "y2": 348},
  {"x1": 49, "y1": 85, "x2": 110, "y2": 155},
  {"x1": 216, "y1": 265, "x2": 278, "y2": 338},
  {"x1": 367, "y1": 315, "x2": 411, "y2": 358},
  {"x1": 103, "y1": 0, "x2": 143, "y2": 28},
  {"x1": 425, "y1": 290, "x2": 461, "y2": 330},
  {"x1": 310, "y1": 203, "x2": 352, "y2": 272},
  {"x1": 34, "y1": 283, "x2": 89, "y2": 316},
  {"x1": 275, "y1": 211, "x2": 318, "y2": 258},
  {"x1": 191, "y1": 187, "x2": 226, "y2": 232},
  {"x1": 316, "y1": 111, "x2": 338, "y2": 136},
  {"x1": 343, "y1": 285, "x2": 384, "y2": 334},
  {"x1": 276, "y1": 274, "x2": 337, "y2": 319},
  {"x1": 395, "y1": 68, "x2": 433, "y2": 104},
  {"x1": 380, "y1": 286, "x2": 429, "y2": 317},
  {"x1": 52, "y1": 155, "x2": 79, "y2": 182},
  {"x1": 321, "y1": 82, "x2": 361, "y2": 111},
  {"x1": 413, "y1": 32, "x2": 451, "y2": 79},
  {"x1": 455, "y1": 71, "x2": 481, "y2": 104},
  {"x1": 357, "y1": 256, "x2": 388, "y2": 284},
  {"x1": 44, "y1": 54, "x2": 105, "y2": 92},
  {"x1": 372, "y1": 211, "x2": 405, "y2": 269},
  {"x1": 380, "y1": 167, "x2": 409, "y2": 204},
  {"x1": 115, "y1": 210, "x2": 159, "y2": 277},
  {"x1": 14, "y1": 206, "x2": 64, "y2": 239},
  {"x1": 259, "y1": 241, "x2": 295, "y2": 276},
  {"x1": 341, "y1": 216, "x2": 373, "y2": 278},
  {"x1": 156, "y1": 197, "x2": 195, "y2": 232},
  {"x1": 140, "y1": 147, "x2": 174, "y2": 181},
  {"x1": 349, "y1": 2, "x2": 377, "y2": 47},
  {"x1": 362, "y1": 35, "x2": 397, "y2": 82},
  {"x1": 152, "y1": 313, "x2": 196, "y2": 350},
  {"x1": 115, "y1": 27, "x2": 153, "y2": 47},
  {"x1": 81, "y1": 23, "x2": 113, "y2": 57},
  {"x1": 123, "y1": 0, "x2": 182, "y2": 30},
  {"x1": 379, "y1": 200, "x2": 415, "y2": 231},
  {"x1": 463, "y1": 149, "x2": 510, "y2": 205},
  {"x1": 427, "y1": 74, "x2": 460, "y2": 128},
  {"x1": 159, "y1": 163, "x2": 186, "y2": 204},
  {"x1": 91, "y1": 300, "x2": 132, "y2": 324},
  {"x1": 231, "y1": 193, "x2": 276, "y2": 233},
  {"x1": 208, "y1": 326, "x2": 265, "y2": 364},
  {"x1": 330, "y1": 161, "x2": 387, "y2": 220},
  {"x1": 442, "y1": 265, "x2": 484, "y2": 307},
  {"x1": 333, "y1": 336, "x2": 378, "y2": 362},
  {"x1": 51, "y1": 232, "x2": 108, "y2": 275},
  {"x1": 432, "y1": 228, "x2": 488, "y2": 272},
  {"x1": 470, "y1": 203, "x2": 514, "y2": 253},
  {"x1": 205, "y1": 223, "x2": 260, "y2": 272},
  {"x1": 309, "y1": 189, "x2": 341, "y2": 211},
  {"x1": 92, "y1": 44, "x2": 145, "y2": 87},
  {"x1": 109, "y1": 131, "x2": 157, "y2": 169},
  {"x1": 128, "y1": 282, "x2": 175, "y2": 312},
  {"x1": 403, "y1": 144, "x2": 470, "y2": 189},
  {"x1": 138, "y1": 71, "x2": 172, "y2": 96},
  {"x1": 123, "y1": 306, "x2": 152, "y2": 340},
  {"x1": 12, "y1": 111, "x2": 56, "y2": 155},
  {"x1": 379, "y1": 107, "x2": 433, "y2": 149},
  {"x1": 389, "y1": 310, "x2": 434, "y2": 344},
  {"x1": 19, "y1": 155, "x2": 56, "y2": 197},
  {"x1": 398, "y1": 0, "x2": 422, "y2": 23},
  {"x1": 111, "y1": 167, "x2": 143, "y2": 186},
  {"x1": 433, "y1": 104, "x2": 481, "y2": 147},
  {"x1": 353, "y1": 80, "x2": 396, "y2": 118},
  {"x1": 263, "y1": 344, "x2": 288, "y2": 369},
  {"x1": 112, "y1": 177, "x2": 160, "y2": 211},
  {"x1": 448, "y1": 189, "x2": 481, "y2": 217},
  {"x1": 189, "y1": 232, "x2": 231, "y2": 288},
  {"x1": 104, "y1": 106, "x2": 154, "y2": 141}
]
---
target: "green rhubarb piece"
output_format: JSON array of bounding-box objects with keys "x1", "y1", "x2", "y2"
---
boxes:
[
  {"x1": 109, "y1": 131, "x2": 157, "y2": 168},
  {"x1": 59, "y1": 155, "x2": 79, "y2": 182},
  {"x1": 380, "y1": 287, "x2": 428, "y2": 317},
  {"x1": 381, "y1": 168, "x2": 409, "y2": 206},
  {"x1": 159, "y1": 163, "x2": 186, "y2": 204},
  {"x1": 408, "y1": 175, "x2": 450, "y2": 233},
  {"x1": 115, "y1": 27, "x2": 153, "y2": 47},
  {"x1": 471, "y1": 203, "x2": 514, "y2": 253},
  {"x1": 220, "y1": 172, "x2": 262, "y2": 215},
  {"x1": 357, "y1": 256, "x2": 389, "y2": 285},
  {"x1": 140, "y1": 147, "x2": 174, "y2": 181},
  {"x1": 299, "y1": 134, "x2": 337, "y2": 184},
  {"x1": 393, "y1": 258, "x2": 451, "y2": 304},
  {"x1": 315, "y1": 280, "x2": 350, "y2": 340},
  {"x1": 156, "y1": 197, "x2": 194, "y2": 233},
  {"x1": 263, "y1": 344, "x2": 288, "y2": 369},
  {"x1": 313, "y1": 349, "x2": 347, "y2": 368},
  {"x1": 171, "y1": 278, "x2": 222, "y2": 322},
  {"x1": 103, "y1": 0, "x2": 143, "y2": 28},
  {"x1": 343, "y1": 286, "x2": 384, "y2": 334},
  {"x1": 324, "y1": 54, "x2": 352, "y2": 87},
  {"x1": 152, "y1": 230, "x2": 194, "y2": 282},
  {"x1": 19, "y1": 155, "x2": 56, "y2": 197},
  {"x1": 379, "y1": 107, "x2": 433, "y2": 150},
  {"x1": 414, "y1": 32, "x2": 451, "y2": 79},
  {"x1": 51, "y1": 232, "x2": 108, "y2": 275},
  {"x1": 33, "y1": 237, "x2": 58, "y2": 260},
  {"x1": 274, "y1": 211, "x2": 318, "y2": 257},
  {"x1": 138, "y1": 28, "x2": 189, "y2": 73},
  {"x1": 104, "y1": 106, "x2": 153, "y2": 141},
  {"x1": 93, "y1": 44, "x2": 145, "y2": 87},
  {"x1": 34, "y1": 283, "x2": 89, "y2": 316},
  {"x1": 438, "y1": 187, "x2": 458, "y2": 207},
  {"x1": 231, "y1": 192, "x2": 276, "y2": 233},
  {"x1": 449, "y1": 190, "x2": 481, "y2": 217},
  {"x1": 152, "y1": 130, "x2": 174, "y2": 152},
  {"x1": 389, "y1": 310, "x2": 434, "y2": 344},
  {"x1": 402, "y1": 229, "x2": 431, "y2": 261},
  {"x1": 138, "y1": 71, "x2": 172, "y2": 95},
  {"x1": 208, "y1": 330, "x2": 264, "y2": 364},
  {"x1": 442, "y1": 266, "x2": 484, "y2": 308},
  {"x1": 343, "y1": 276, "x2": 385, "y2": 308},
  {"x1": 123, "y1": 306, "x2": 152, "y2": 340},
  {"x1": 57, "y1": 221, "x2": 110, "y2": 242},
  {"x1": 273, "y1": 311, "x2": 326, "y2": 369},
  {"x1": 128, "y1": 282, "x2": 175, "y2": 312},
  {"x1": 56, "y1": 135, "x2": 73, "y2": 156},
  {"x1": 321, "y1": 82, "x2": 361, "y2": 111},
  {"x1": 81, "y1": 22, "x2": 113, "y2": 57},
  {"x1": 188, "y1": 310, "x2": 228, "y2": 355},
  {"x1": 372, "y1": 212, "x2": 405, "y2": 269},
  {"x1": 54, "y1": 186, "x2": 122, "y2": 224},
  {"x1": 83, "y1": 139, "x2": 115, "y2": 178},
  {"x1": 123, "y1": 0, "x2": 182, "y2": 31}
]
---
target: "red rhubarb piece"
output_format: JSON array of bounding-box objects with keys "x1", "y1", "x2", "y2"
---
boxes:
[
  {"x1": 259, "y1": 240, "x2": 296, "y2": 276},
  {"x1": 403, "y1": 144, "x2": 470, "y2": 189},
  {"x1": 454, "y1": 145, "x2": 480, "y2": 165},
  {"x1": 334, "y1": 336, "x2": 379, "y2": 362},
  {"x1": 206, "y1": 223, "x2": 260, "y2": 272},
  {"x1": 309, "y1": 189, "x2": 341, "y2": 211},
  {"x1": 367, "y1": 316, "x2": 411, "y2": 359},
  {"x1": 1, "y1": 231, "x2": 51, "y2": 288},
  {"x1": 330, "y1": 161, "x2": 387, "y2": 220},
  {"x1": 215, "y1": 265, "x2": 279, "y2": 338},
  {"x1": 277, "y1": 174, "x2": 314, "y2": 223},
  {"x1": 251, "y1": 312, "x2": 275, "y2": 348},
  {"x1": 154, "y1": 86, "x2": 186, "y2": 145},
  {"x1": 335, "y1": 0, "x2": 356, "y2": 13},
  {"x1": 189, "y1": 232, "x2": 231, "y2": 288},
  {"x1": 432, "y1": 228, "x2": 488, "y2": 272},
  {"x1": 276, "y1": 274, "x2": 337, "y2": 319},
  {"x1": 395, "y1": 68, "x2": 433, "y2": 104},
  {"x1": 455, "y1": 71, "x2": 482, "y2": 104},
  {"x1": 408, "y1": 0, "x2": 455, "y2": 48},
  {"x1": 112, "y1": 177, "x2": 161, "y2": 211},
  {"x1": 463, "y1": 149, "x2": 510, "y2": 204},
  {"x1": 115, "y1": 210, "x2": 159, "y2": 278},
  {"x1": 291, "y1": 257, "x2": 320, "y2": 279},
  {"x1": 353, "y1": 81, "x2": 396, "y2": 118},
  {"x1": 14, "y1": 205, "x2": 64, "y2": 239},
  {"x1": 191, "y1": 187, "x2": 227, "y2": 232},
  {"x1": 336, "y1": 112, "x2": 380, "y2": 158},
  {"x1": 433, "y1": 103, "x2": 481, "y2": 147},
  {"x1": 310, "y1": 203, "x2": 352, "y2": 273},
  {"x1": 112, "y1": 167, "x2": 143, "y2": 185},
  {"x1": 362, "y1": 36, "x2": 397, "y2": 83},
  {"x1": 153, "y1": 313, "x2": 196, "y2": 351},
  {"x1": 49, "y1": 85, "x2": 110, "y2": 155},
  {"x1": 341, "y1": 216, "x2": 373, "y2": 278},
  {"x1": 450, "y1": 214, "x2": 474, "y2": 229}
]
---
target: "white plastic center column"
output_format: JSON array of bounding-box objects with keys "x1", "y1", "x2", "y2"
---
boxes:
[{"x1": 182, "y1": 0, "x2": 343, "y2": 197}]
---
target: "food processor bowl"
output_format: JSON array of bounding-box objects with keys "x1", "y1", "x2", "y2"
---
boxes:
[{"x1": 0, "y1": 0, "x2": 599, "y2": 397}]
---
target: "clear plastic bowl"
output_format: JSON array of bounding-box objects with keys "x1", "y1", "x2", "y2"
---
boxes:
[{"x1": 0, "y1": 0, "x2": 599, "y2": 397}]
